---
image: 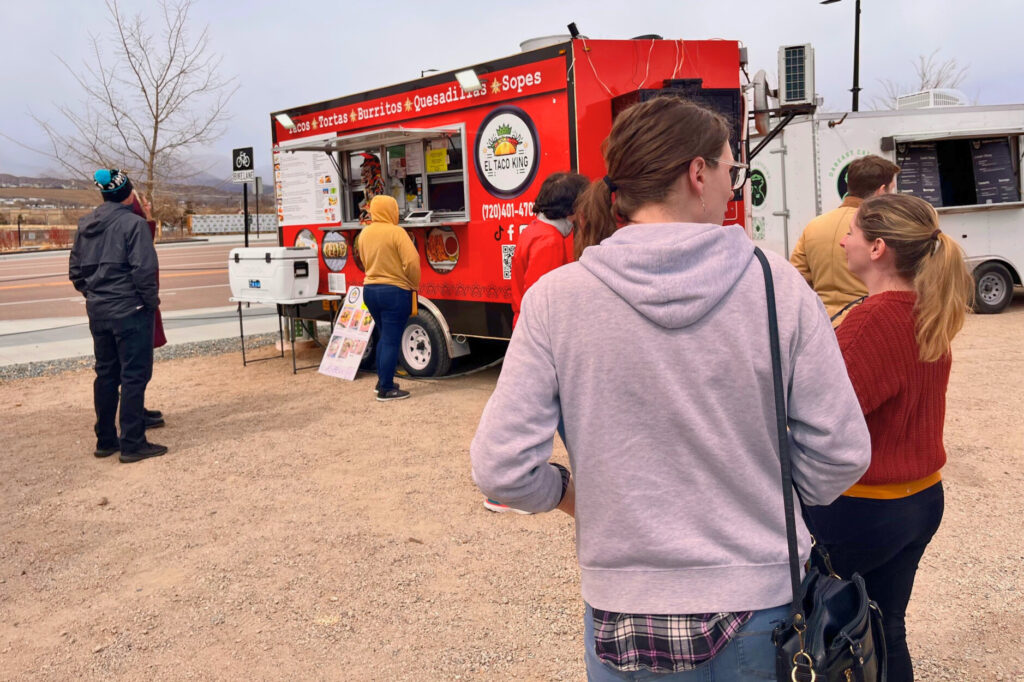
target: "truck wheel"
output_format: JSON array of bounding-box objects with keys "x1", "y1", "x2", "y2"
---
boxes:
[
  {"x1": 973, "y1": 262, "x2": 1014, "y2": 314},
  {"x1": 359, "y1": 328, "x2": 377, "y2": 370},
  {"x1": 400, "y1": 312, "x2": 451, "y2": 377}
]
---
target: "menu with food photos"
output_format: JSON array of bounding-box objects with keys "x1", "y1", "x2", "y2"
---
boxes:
[
  {"x1": 319, "y1": 286, "x2": 375, "y2": 381},
  {"x1": 274, "y1": 133, "x2": 342, "y2": 227}
]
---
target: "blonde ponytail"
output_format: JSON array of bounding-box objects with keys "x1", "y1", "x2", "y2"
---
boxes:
[
  {"x1": 913, "y1": 232, "x2": 973, "y2": 362},
  {"x1": 858, "y1": 194, "x2": 973, "y2": 362}
]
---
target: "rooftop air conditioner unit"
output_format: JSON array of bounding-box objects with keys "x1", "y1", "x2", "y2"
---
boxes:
[
  {"x1": 778, "y1": 44, "x2": 815, "y2": 108},
  {"x1": 896, "y1": 89, "x2": 969, "y2": 110}
]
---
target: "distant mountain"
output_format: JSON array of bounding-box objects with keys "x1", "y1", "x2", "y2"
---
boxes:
[{"x1": 0, "y1": 172, "x2": 247, "y2": 208}]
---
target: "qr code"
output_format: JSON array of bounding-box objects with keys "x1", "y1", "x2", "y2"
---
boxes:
[{"x1": 501, "y1": 244, "x2": 516, "y2": 280}]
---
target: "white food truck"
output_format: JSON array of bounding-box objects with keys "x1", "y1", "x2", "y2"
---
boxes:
[{"x1": 749, "y1": 101, "x2": 1024, "y2": 313}]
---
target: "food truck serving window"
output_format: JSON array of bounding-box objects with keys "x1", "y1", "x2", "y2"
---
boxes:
[
  {"x1": 287, "y1": 126, "x2": 469, "y2": 225},
  {"x1": 893, "y1": 133, "x2": 1022, "y2": 209}
]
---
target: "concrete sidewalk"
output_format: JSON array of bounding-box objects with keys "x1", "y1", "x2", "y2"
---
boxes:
[{"x1": 0, "y1": 304, "x2": 281, "y2": 367}]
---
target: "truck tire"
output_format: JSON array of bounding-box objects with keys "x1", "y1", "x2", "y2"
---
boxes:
[
  {"x1": 972, "y1": 262, "x2": 1014, "y2": 314},
  {"x1": 400, "y1": 312, "x2": 451, "y2": 377},
  {"x1": 359, "y1": 328, "x2": 377, "y2": 370}
]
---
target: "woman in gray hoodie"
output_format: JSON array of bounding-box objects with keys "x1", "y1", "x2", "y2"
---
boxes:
[{"x1": 470, "y1": 97, "x2": 871, "y2": 680}]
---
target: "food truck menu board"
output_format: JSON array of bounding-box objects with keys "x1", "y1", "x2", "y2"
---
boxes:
[
  {"x1": 970, "y1": 138, "x2": 1021, "y2": 204},
  {"x1": 319, "y1": 286, "x2": 374, "y2": 381},
  {"x1": 274, "y1": 136, "x2": 342, "y2": 227},
  {"x1": 896, "y1": 142, "x2": 944, "y2": 207}
]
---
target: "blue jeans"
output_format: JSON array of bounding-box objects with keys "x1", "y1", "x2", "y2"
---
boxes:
[
  {"x1": 362, "y1": 284, "x2": 412, "y2": 393},
  {"x1": 89, "y1": 309, "x2": 154, "y2": 452},
  {"x1": 583, "y1": 603, "x2": 787, "y2": 681},
  {"x1": 804, "y1": 482, "x2": 944, "y2": 682}
]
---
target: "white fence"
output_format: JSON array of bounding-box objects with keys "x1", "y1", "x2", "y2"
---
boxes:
[{"x1": 189, "y1": 214, "x2": 278, "y2": 235}]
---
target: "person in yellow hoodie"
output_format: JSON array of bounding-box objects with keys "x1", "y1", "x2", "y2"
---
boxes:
[
  {"x1": 356, "y1": 195, "x2": 421, "y2": 401},
  {"x1": 790, "y1": 155, "x2": 900, "y2": 326}
]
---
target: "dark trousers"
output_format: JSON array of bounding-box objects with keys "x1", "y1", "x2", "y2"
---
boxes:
[
  {"x1": 89, "y1": 309, "x2": 154, "y2": 452},
  {"x1": 362, "y1": 285, "x2": 412, "y2": 393},
  {"x1": 804, "y1": 482, "x2": 944, "y2": 682}
]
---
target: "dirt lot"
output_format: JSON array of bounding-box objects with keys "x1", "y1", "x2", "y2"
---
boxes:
[{"x1": 2, "y1": 298, "x2": 1022, "y2": 681}]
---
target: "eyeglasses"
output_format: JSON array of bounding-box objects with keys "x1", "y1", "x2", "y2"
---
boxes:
[{"x1": 710, "y1": 158, "x2": 749, "y2": 190}]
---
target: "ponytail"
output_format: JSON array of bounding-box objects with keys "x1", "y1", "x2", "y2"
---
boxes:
[
  {"x1": 858, "y1": 194, "x2": 973, "y2": 362},
  {"x1": 913, "y1": 232, "x2": 973, "y2": 362},
  {"x1": 571, "y1": 96, "x2": 731, "y2": 260},
  {"x1": 573, "y1": 178, "x2": 619, "y2": 260}
]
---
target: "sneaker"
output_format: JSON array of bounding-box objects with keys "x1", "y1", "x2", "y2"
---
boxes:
[
  {"x1": 119, "y1": 442, "x2": 168, "y2": 463},
  {"x1": 94, "y1": 445, "x2": 119, "y2": 458},
  {"x1": 483, "y1": 498, "x2": 533, "y2": 515},
  {"x1": 144, "y1": 408, "x2": 163, "y2": 420},
  {"x1": 373, "y1": 381, "x2": 399, "y2": 393},
  {"x1": 376, "y1": 388, "x2": 410, "y2": 402}
]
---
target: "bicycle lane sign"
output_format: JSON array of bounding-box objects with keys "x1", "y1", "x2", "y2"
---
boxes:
[{"x1": 232, "y1": 147, "x2": 254, "y2": 183}]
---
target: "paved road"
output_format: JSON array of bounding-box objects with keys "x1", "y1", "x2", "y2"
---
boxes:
[
  {"x1": 0, "y1": 239, "x2": 253, "y2": 320},
  {"x1": 0, "y1": 235, "x2": 284, "y2": 366}
]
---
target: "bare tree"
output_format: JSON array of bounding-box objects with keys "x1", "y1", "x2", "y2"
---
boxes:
[
  {"x1": 34, "y1": 0, "x2": 237, "y2": 206},
  {"x1": 872, "y1": 50, "x2": 970, "y2": 110}
]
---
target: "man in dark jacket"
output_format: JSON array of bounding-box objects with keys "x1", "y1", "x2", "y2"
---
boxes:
[{"x1": 69, "y1": 169, "x2": 167, "y2": 463}]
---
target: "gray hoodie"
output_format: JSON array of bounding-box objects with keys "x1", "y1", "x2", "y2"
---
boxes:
[{"x1": 471, "y1": 222, "x2": 870, "y2": 614}]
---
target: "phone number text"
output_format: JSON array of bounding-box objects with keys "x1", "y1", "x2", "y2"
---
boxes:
[{"x1": 481, "y1": 201, "x2": 534, "y2": 220}]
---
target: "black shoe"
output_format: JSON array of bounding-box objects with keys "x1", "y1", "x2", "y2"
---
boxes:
[
  {"x1": 376, "y1": 388, "x2": 410, "y2": 402},
  {"x1": 373, "y1": 381, "x2": 398, "y2": 393},
  {"x1": 94, "y1": 445, "x2": 119, "y2": 458},
  {"x1": 144, "y1": 408, "x2": 163, "y2": 420},
  {"x1": 145, "y1": 416, "x2": 165, "y2": 429},
  {"x1": 119, "y1": 442, "x2": 168, "y2": 463}
]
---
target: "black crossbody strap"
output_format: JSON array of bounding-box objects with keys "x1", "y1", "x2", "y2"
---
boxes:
[{"x1": 752, "y1": 248, "x2": 803, "y2": 614}]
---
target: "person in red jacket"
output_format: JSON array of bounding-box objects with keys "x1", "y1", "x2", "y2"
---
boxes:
[
  {"x1": 804, "y1": 193, "x2": 973, "y2": 682},
  {"x1": 129, "y1": 191, "x2": 166, "y2": 429},
  {"x1": 485, "y1": 171, "x2": 588, "y2": 513},
  {"x1": 509, "y1": 172, "x2": 590, "y2": 328}
]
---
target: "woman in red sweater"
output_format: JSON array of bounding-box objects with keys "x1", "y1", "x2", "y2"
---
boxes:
[{"x1": 805, "y1": 193, "x2": 973, "y2": 682}]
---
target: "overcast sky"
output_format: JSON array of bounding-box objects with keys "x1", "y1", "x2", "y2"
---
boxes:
[{"x1": 2, "y1": 0, "x2": 1021, "y2": 185}]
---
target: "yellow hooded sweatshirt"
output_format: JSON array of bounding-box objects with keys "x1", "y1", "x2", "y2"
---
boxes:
[{"x1": 356, "y1": 195, "x2": 421, "y2": 291}]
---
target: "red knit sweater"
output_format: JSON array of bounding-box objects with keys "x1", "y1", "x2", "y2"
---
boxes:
[{"x1": 836, "y1": 291, "x2": 950, "y2": 485}]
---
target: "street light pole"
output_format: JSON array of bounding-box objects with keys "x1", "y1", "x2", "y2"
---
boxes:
[
  {"x1": 852, "y1": 0, "x2": 862, "y2": 111},
  {"x1": 822, "y1": 0, "x2": 862, "y2": 112}
]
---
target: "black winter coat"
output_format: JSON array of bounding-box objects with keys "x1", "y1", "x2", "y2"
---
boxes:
[{"x1": 69, "y1": 202, "x2": 160, "y2": 320}]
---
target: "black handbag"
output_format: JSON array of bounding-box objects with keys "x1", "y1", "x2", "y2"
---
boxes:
[{"x1": 751, "y1": 248, "x2": 887, "y2": 682}]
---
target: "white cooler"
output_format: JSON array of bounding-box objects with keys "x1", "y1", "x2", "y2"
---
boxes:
[{"x1": 228, "y1": 247, "x2": 319, "y2": 301}]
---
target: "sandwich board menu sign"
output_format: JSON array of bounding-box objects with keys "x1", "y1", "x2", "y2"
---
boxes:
[{"x1": 319, "y1": 286, "x2": 375, "y2": 381}]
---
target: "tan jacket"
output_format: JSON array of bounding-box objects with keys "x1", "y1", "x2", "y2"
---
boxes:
[
  {"x1": 356, "y1": 196, "x2": 421, "y2": 291},
  {"x1": 790, "y1": 196, "x2": 868, "y2": 325}
]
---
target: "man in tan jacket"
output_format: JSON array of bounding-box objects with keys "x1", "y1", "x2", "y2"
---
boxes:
[{"x1": 790, "y1": 155, "x2": 900, "y2": 325}]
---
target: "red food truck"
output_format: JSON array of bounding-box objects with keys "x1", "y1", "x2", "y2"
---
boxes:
[{"x1": 269, "y1": 36, "x2": 748, "y2": 376}]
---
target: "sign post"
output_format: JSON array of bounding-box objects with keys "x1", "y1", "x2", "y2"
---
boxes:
[
  {"x1": 232, "y1": 147, "x2": 255, "y2": 246},
  {"x1": 255, "y1": 176, "x2": 262, "y2": 237}
]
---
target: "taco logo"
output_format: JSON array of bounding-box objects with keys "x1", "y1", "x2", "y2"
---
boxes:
[
  {"x1": 475, "y1": 106, "x2": 539, "y2": 198},
  {"x1": 488, "y1": 124, "x2": 524, "y2": 156}
]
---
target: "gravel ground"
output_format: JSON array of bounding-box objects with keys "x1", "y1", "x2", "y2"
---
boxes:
[
  {"x1": 0, "y1": 300, "x2": 1022, "y2": 681},
  {"x1": 0, "y1": 334, "x2": 280, "y2": 383}
]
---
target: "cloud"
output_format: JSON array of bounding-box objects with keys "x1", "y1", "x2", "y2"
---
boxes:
[{"x1": 2, "y1": 0, "x2": 1021, "y2": 178}]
